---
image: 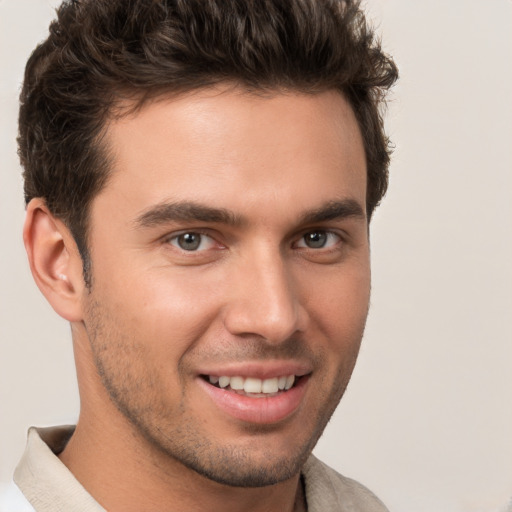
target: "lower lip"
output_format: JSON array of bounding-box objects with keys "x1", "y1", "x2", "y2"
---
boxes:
[{"x1": 198, "y1": 376, "x2": 309, "y2": 424}]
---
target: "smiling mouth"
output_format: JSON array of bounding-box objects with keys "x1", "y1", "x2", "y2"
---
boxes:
[{"x1": 201, "y1": 374, "x2": 301, "y2": 397}]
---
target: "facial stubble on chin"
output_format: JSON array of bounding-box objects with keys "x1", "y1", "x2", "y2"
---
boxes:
[{"x1": 83, "y1": 298, "x2": 363, "y2": 488}]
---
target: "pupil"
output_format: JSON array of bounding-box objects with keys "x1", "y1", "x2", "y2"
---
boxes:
[
  {"x1": 305, "y1": 231, "x2": 326, "y2": 248},
  {"x1": 178, "y1": 233, "x2": 200, "y2": 251}
]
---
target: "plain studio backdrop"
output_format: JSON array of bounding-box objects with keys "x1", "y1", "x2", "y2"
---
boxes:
[{"x1": 1, "y1": 1, "x2": 511, "y2": 511}]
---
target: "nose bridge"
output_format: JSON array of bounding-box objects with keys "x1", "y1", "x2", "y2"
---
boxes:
[{"x1": 224, "y1": 245, "x2": 304, "y2": 343}]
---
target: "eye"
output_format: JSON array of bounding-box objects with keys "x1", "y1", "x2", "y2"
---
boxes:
[
  {"x1": 168, "y1": 232, "x2": 217, "y2": 252},
  {"x1": 296, "y1": 230, "x2": 341, "y2": 249}
]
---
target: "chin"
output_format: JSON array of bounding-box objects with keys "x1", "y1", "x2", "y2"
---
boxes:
[{"x1": 177, "y1": 446, "x2": 310, "y2": 488}]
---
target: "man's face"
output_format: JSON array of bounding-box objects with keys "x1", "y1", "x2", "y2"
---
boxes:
[{"x1": 82, "y1": 87, "x2": 370, "y2": 486}]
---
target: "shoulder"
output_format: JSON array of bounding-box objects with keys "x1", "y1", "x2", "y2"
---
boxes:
[{"x1": 302, "y1": 455, "x2": 389, "y2": 512}]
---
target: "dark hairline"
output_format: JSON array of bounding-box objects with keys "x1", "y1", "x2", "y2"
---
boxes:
[{"x1": 18, "y1": 0, "x2": 398, "y2": 286}]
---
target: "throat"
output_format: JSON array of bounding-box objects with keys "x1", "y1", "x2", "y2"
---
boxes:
[{"x1": 294, "y1": 475, "x2": 307, "y2": 512}]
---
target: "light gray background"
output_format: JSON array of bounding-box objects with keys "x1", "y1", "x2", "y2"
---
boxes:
[{"x1": 1, "y1": 1, "x2": 511, "y2": 511}]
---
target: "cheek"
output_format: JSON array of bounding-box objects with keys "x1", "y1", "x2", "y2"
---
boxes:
[
  {"x1": 312, "y1": 269, "x2": 370, "y2": 391},
  {"x1": 303, "y1": 262, "x2": 371, "y2": 341},
  {"x1": 98, "y1": 268, "x2": 224, "y2": 359}
]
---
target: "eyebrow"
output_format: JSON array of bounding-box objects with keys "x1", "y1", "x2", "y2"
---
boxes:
[
  {"x1": 299, "y1": 199, "x2": 366, "y2": 224},
  {"x1": 134, "y1": 198, "x2": 365, "y2": 230},
  {"x1": 134, "y1": 201, "x2": 244, "y2": 228}
]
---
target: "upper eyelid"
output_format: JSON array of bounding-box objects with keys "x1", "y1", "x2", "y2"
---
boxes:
[
  {"x1": 291, "y1": 229, "x2": 346, "y2": 253},
  {"x1": 293, "y1": 230, "x2": 343, "y2": 247},
  {"x1": 163, "y1": 228, "x2": 217, "y2": 241},
  {"x1": 160, "y1": 227, "x2": 347, "y2": 247},
  {"x1": 163, "y1": 230, "x2": 226, "y2": 254},
  {"x1": 293, "y1": 227, "x2": 346, "y2": 241}
]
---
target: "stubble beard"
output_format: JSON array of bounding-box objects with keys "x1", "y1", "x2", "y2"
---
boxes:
[{"x1": 84, "y1": 299, "x2": 362, "y2": 488}]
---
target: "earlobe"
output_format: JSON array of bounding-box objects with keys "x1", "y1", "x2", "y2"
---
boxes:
[{"x1": 23, "y1": 198, "x2": 85, "y2": 322}]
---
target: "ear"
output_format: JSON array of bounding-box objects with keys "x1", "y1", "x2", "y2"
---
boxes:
[{"x1": 23, "y1": 198, "x2": 86, "y2": 322}]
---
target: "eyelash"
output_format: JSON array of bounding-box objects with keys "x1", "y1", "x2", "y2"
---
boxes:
[
  {"x1": 294, "y1": 230, "x2": 342, "y2": 250},
  {"x1": 165, "y1": 231, "x2": 222, "y2": 252},
  {"x1": 164, "y1": 229, "x2": 343, "y2": 253}
]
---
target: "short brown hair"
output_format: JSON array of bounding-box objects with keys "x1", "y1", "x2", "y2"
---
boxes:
[{"x1": 18, "y1": 0, "x2": 398, "y2": 281}]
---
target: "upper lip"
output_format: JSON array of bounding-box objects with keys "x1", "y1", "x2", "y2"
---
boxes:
[{"x1": 197, "y1": 360, "x2": 312, "y2": 379}]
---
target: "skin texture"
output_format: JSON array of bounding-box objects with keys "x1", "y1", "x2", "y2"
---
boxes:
[{"x1": 25, "y1": 86, "x2": 370, "y2": 512}]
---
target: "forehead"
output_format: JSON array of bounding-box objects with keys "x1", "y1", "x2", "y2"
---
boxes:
[{"x1": 95, "y1": 86, "x2": 367, "y2": 225}]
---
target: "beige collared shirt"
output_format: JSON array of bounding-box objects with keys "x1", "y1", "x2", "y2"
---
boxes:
[{"x1": 14, "y1": 426, "x2": 388, "y2": 511}]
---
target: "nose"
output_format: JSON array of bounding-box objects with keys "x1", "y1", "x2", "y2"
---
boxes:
[{"x1": 223, "y1": 250, "x2": 308, "y2": 344}]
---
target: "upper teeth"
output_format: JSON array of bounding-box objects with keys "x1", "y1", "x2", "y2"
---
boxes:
[{"x1": 209, "y1": 375, "x2": 295, "y2": 393}]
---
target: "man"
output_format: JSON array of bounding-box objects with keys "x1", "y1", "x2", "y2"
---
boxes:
[{"x1": 14, "y1": 0, "x2": 397, "y2": 510}]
